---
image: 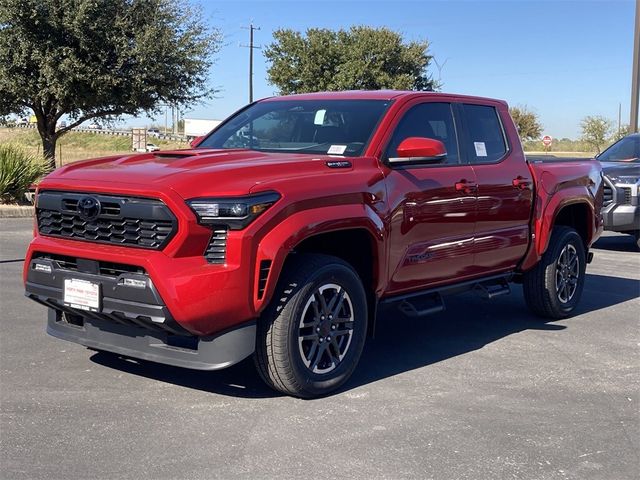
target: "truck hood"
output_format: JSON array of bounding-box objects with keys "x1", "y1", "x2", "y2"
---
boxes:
[
  {"x1": 601, "y1": 161, "x2": 640, "y2": 182},
  {"x1": 44, "y1": 148, "x2": 354, "y2": 198}
]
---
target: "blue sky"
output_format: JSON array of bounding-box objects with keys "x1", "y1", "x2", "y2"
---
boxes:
[{"x1": 141, "y1": 0, "x2": 636, "y2": 139}]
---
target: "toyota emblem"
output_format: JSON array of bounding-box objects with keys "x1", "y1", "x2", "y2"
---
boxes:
[{"x1": 77, "y1": 196, "x2": 101, "y2": 221}]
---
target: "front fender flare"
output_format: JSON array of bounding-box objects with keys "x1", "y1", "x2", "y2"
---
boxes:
[{"x1": 252, "y1": 204, "x2": 385, "y2": 313}]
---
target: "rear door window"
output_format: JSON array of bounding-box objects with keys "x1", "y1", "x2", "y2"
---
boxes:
[{"x1": 461, "y1": 104, "x2": 508, "y2": 163}]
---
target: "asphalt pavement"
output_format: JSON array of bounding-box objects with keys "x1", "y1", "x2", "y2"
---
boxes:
[{"x1": 1, "y1": 218, "x2": 638, "y2": 480}]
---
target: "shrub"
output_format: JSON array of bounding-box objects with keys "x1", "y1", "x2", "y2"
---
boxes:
[{"x1": 0, "y1": 143, "x2": 50, "y2": 203}]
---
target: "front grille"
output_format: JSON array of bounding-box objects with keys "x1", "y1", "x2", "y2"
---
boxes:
[
  {"x1": 33, "y1": 253, "x2": 146, "y2": 277},
  {"x1": 621, "y1": 187, "x2": 632, "y2": 205},
  {"x1": 204, "y1": 227, "x2": 228, "y2": 264},
  {"x1": 36, "y1": 191, "x2": 176, "y2": 250},
  {"x1": 603, "y1": 183, "x2": 613, "y2": 206}
]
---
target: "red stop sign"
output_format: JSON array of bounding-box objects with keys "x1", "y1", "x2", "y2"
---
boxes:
[{"x1": 542, "y1": 135, "x2": 552, "y2": 147}]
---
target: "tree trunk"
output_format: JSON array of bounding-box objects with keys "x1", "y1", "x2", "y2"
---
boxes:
[
  {"x1": 42, "y1": 133, "x2": 58, "y2": 170},
  {"x1": 35, "y1": 113, "x2": 58, "y2": 170}
]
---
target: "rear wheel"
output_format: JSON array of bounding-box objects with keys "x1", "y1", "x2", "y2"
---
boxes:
[
  {"x1": 523, "y1": 226, "x2": 586, "y2": 319},
  {"x1": 254, "y1": 254, "x2": 367, "y2": 398},
  {"x1": 634, "y1": 231, "x2": 640, "y2": 251}
]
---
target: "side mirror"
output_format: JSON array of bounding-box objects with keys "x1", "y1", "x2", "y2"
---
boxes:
[
  {"x1": 389, "y1": 137, "x2": 447, "y2": 165},
  {"x1": 190, "y1": 135, "x2": 204, "y2": 148}
]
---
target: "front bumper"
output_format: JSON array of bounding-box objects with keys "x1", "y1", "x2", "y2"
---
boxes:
[
  {"x1": 24, "y1": 231, "x2": 259, "y2": 336},
  {"x1": 602, "y1": 203, "x2": 640, "y2": 233},
  {"x1": 25, "y1": 255, "x2": 256, "y2": 370},
  {"x1": 46, "y1": 309, "x2": 256, "y2": 371}
]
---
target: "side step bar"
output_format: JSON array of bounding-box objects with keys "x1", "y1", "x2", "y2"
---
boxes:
[
  {"x1": 398, "y1": 293, "x2": 445, "y2": 318},
  {"x1": 381, "y1": 274, "x2": 513, "y2": 319},
  {"x1": 473, "y1": 277, "x2": 511, "y2": 299}
]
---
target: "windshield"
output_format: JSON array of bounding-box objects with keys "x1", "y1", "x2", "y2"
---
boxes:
[
  {"x1": 598, "y1": 135, "x2": 640, "y2": 162},
  {"x1": 197, "y1": 99, "x2": 391, "y2": 156}
]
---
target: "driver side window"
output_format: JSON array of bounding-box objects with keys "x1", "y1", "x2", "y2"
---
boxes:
[{"x1": 386, "y1": 102, "x2": 459, "y2": 164}]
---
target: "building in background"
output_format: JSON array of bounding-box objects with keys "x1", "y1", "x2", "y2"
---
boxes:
[{"x1": 184, "y1": 118, "x2": 222, "y2": 141}]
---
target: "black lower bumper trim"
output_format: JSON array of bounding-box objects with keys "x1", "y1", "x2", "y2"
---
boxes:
[{"x1": 47, "y1": 309, "x2": 256, "y2": 371}]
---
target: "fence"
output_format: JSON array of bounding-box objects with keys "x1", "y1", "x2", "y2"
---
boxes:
[{"x1": 13, "y1": 123, "x2": 188, "y2": 142}]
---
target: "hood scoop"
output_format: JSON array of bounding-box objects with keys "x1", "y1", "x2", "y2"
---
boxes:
[{"x1": 153, "y1": 152, "x2": 195, "y2": 159}]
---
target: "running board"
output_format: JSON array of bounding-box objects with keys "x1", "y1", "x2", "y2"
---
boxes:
[{"x1": 381, "y1": 273, "x2": 513, "y2": 319}]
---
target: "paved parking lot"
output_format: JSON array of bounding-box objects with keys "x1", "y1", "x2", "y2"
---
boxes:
[{"x1": 1, "y1": 218, "x2": 638, "y2": 480}]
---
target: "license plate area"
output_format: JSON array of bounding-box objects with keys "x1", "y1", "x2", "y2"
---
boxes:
[{"x1": 64, "y1": 278, "x2": 101, "y2": 312}]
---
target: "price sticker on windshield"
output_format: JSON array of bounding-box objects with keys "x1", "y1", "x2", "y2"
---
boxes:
[{"x1": 328, "y1": 145, "x2": 347, "y2": 155}]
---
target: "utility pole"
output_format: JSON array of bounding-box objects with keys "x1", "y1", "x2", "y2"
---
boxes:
[
  {"x1": 631, "y1": 0, "x2": 640, "y2": 132},
  {"x1": 241, "y1": 23, "x2": 261, "y2": 103},
  {"x1": 172, "y1": 104, "x2": 177, "y2": 136},
  {"x1": 618, "y1": 103, "x2": 622, "y2": 138}
]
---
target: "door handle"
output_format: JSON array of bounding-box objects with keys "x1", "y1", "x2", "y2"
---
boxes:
[
  {"x1": 455, "y1": 180, "x2": 478, "y2": 194},
  {"x1": 512, "y1": 176, "x2": 531, "y2": 189}
]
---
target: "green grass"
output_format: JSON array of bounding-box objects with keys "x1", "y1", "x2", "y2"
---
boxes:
[{"x1": 0, "y1": 127, "x2": 187, "y2": 165}]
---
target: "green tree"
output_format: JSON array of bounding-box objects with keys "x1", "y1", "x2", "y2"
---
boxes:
[
  {"x1": 0, "y1": 0, "x2": 221, "y2": 167},
  {"x1": 580, "y1": 116, "x2": 613, "y2": 153},
  {"x1": 265, "y1": 26, "x2": 437, "y2": 94},
  {"x1": 612, "y1": 124, "x2": 631, "y2": 142},
  {"x1": 509, "y1": 106, "x2": 542, "y2": 141}
]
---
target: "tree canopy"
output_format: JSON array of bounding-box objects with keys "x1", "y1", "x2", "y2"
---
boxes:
[
  {"x1": 264, "y1": 26, "x2": 438, "y2": 94},
  {"x1": 509, "y1": 106, "x2": 543, "y2": 141},
  {"x1": 0, "y1": 0, "x2": 221, "y2": 165},
  {"x1": 580, "y1": 115, "x2": 613, "y2": 153}
]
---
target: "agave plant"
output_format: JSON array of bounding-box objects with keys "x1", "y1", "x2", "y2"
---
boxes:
[{"x1": 0, "y1": 143, "x2": 50, "y2": 203}]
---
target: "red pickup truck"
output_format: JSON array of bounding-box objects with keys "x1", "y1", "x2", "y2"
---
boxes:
[{"x1": 24, "y1": 91, "x2": 603, "y2": 398}]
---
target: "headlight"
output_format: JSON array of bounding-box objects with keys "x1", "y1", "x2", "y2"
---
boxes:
[{"x1": 187, "y1": 192, "x2": 280, "y2": 229}]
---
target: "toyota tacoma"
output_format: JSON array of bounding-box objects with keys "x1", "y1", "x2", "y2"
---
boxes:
[{"x1": 24, "y1": 91, "x2": 603, "y2": 398}]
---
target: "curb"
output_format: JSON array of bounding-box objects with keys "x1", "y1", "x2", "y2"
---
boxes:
[{"x1": 0, "y1": 205, "x2": 34, "y2": 218}]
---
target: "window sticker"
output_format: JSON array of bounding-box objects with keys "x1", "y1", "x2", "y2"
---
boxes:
[
  {"x1": 314, "y1": 109, "x2": 326, "y2": 125},
  {"x1": 474, "y1": 141, "x2": 487, "y2": 157},
  {"x1": 327, "y1": 144, "x2": 347, "y2": 155}
]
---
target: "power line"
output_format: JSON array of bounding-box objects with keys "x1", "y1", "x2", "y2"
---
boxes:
[{"x1": 240, "y1": 23, "x2": 261, "y2": 103}]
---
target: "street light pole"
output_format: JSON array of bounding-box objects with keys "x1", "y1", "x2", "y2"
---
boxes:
[{"x1": 631, "y1": 0, "x2": 640, "y2": 132}]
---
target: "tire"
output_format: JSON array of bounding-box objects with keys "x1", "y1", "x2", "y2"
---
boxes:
[
  {"x1": 634, "y1": 231, "x2": 640, "y2": 251},
  {"x1": 254, "y1": 254, "x2": 368, "y2": 398},
  {"x1": 523, "y1": 226, "x2": 587, "y2": 319}
]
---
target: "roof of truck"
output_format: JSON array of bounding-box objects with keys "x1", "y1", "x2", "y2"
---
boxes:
[{"x1": 260, "y1": 90, "x2": 507, "y2": 106}]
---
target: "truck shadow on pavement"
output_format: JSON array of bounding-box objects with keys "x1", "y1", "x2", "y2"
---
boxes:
[
  {"x1": 89, "y1": 273, "x2": 639, "y2": 399},
  {"x1": 593, "y1": 234, "x2": 639, "y2": 253}
]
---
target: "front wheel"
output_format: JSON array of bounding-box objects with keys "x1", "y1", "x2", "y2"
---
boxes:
[
  {"x1": 523, "y1": 226, "x2": 587, "y2": 319},
  {"x1": 254, "y1": 254, "x2": 368, "y2": 398}
]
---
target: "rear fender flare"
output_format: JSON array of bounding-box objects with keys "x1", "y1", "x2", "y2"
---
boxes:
[{"x1": 521, "y1": 187, "x2": 598, "y2": 271}]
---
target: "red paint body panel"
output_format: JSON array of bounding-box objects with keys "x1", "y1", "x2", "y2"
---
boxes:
[
  {"x1": 24, "y1": 91, "x2": 603, "y2": 337},
  {"x1": 471, "y1": 102, "x2": 533, "y2": 274}
]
